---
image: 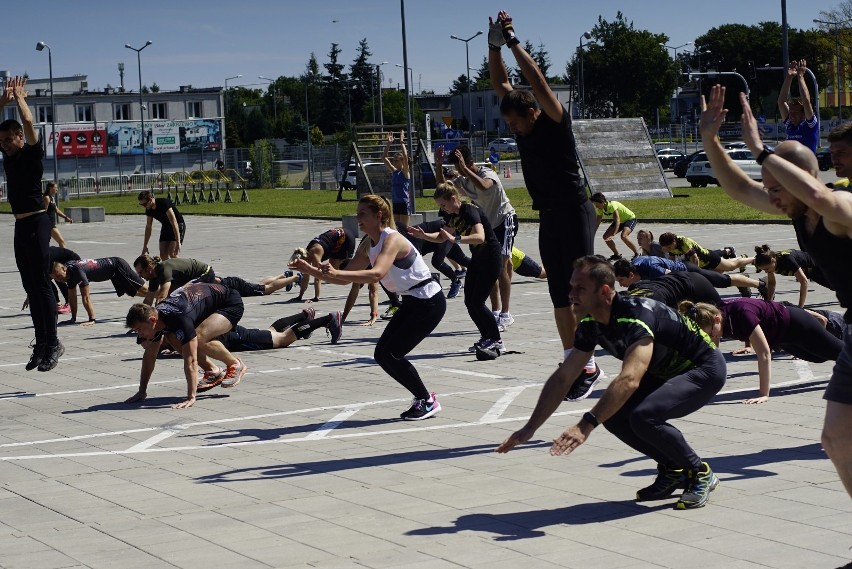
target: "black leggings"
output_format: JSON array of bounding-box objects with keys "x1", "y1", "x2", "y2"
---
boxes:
[
  {"x1": 683, "y1": 263, "x2": 731, "y2": 288},
  {"x1": 604, "y1": 349, "x2": 726, "y2": 471},
  {"x1": 15, "y1": 213, "x2": 58, "y2": 346},
  {"x1": 422, "y1": 240, "x2": 470, "y2": 282},
  {"x1": 375, "y1": 291, "x2": 446, "y2": 400},
  {"x1": 780, "y1": 306, "x2": 843, "y2": 362},
  {"x1": 464, "y1": 242, "x2": 502, "y2": 341}
]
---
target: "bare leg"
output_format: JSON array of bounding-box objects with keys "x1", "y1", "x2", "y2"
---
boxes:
[
  {"x1": 159, "y1": 240, "x2": 176, "y2": 261},
  {"x1": 489, "y1": 284, "x2": 500, "y2": 312},
  {"x1": 620, "y1": 228, "x2": 640, "y2": 256},
  {"x1": 51, "y1": 227, "x2": 66, "y2": 248},
  {"x1": 261, "y1": 273, "x2": 300, "y2": 295},
  {"x1": 269, "y1": 327, "x2": 298, "y2": 349},
  {"x1": 498, "y1": 256, "x2": 512, "y2": 313},
  {"x1": 195, "y1": 313, "x2": 239, "y2": 367},
  {"x1": 822, "y1": 400, "x2": 852, "y2": 498},
  {"x1": 604, "y1": 239, "x2": 619, "y2": 256}
]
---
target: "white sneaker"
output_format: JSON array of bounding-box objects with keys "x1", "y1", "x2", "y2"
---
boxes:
[{"x1": 498, "y1": 313, "x2": 514, "y2": 328}]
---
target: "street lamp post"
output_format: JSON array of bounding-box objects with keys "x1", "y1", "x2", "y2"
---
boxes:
[
  {"x1": 660, "y1": 41, "x2": 693, "y2": 122},
  {"x1": 578, "y1": 32, "x2": 593, "y2": 119},
  {"x1": 258, "y1": 76, "x2": 277, "y2": 121},
  {"x1": 814, "y1": 18, "x2": 852, "y2": 120},
  {"x1": 450, "y1": 30, "x2": 483, "y2": 141},
  {"x1": 304, "y1": 74, "x2": 314, "y2": 189},
  {"x1": 223, "y1": 74, "x2": 242, "y2": 116},
  {"x1": 376, "y1": 62, "x2": 389, "y2": 132},
  {"x1": 35, "y1": 41, "x2": 58, "y2": 185},
  {"x1": 125, "y1": 40, "x2": 153, "y2": 174},
  {"x1": 344, "y1": 78, "x2": 360, "y2": 132}
]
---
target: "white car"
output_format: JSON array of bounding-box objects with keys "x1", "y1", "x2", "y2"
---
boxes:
[
  {"x1": 685, "y1": 149, "x2": 762, "y2": 187},
  {"x1": 488, "y1": 138, "x2": 517, "y2": 153}
]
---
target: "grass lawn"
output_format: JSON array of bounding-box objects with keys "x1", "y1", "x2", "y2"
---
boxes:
[{"x1": 0, "y1": 185, "x2": 789, "y2": 222}]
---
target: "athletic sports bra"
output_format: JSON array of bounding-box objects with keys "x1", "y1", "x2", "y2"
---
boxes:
[{"x1": 368, "y1": 227, "x2": 441, "y2": 299}]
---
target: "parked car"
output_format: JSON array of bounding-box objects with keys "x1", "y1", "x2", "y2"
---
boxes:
[
  {"x1": 723, "y1": 141, "x2": 748, "y2": 149},
  {"x1": 686, "y1": 149, "x2": 762, "y2": 187},
  {"x1": 674, "y1": 150, "x2": 703, "y2": 178},
  {"x1": 816, "y1": 148, "x2": 833, "y2": 172},
  {"x1": 656, "y1": 148, "x2": 686, "y2": 170},
  {"x1": 487, "y1": 138, "x2": 517, "y2": 153}
]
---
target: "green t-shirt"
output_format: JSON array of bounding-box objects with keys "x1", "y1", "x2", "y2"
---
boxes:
[{"x1": 602, "y1": 201, "x2": 636, "y2": 222}]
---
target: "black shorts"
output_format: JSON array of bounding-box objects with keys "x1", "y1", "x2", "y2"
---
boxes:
[
  {"x1": 693, "y1": 249, "x2": 722, "y2": 270},
  {"x1": 538, "y1": 202, "x2": 597, "y2": 309},
  {"x1": 618, "y1": 219, "x2": 637, "y2": 233},
  {"x1": 220, "y1": 325, "x2": 274, "y2": 352},
  {"x1": 159, "y1": 221, "x2": 186, "y2": 244},
  {"x1": 826, "y1": 323, "x2": 852, "y2": 404},
  {"x1": 515, "y1": 255, "x2": 543, "y2": 279},
  {"x1": 219, "y1": 276, "x2": 265, "y2": 297},
  {"x1": 493, "y1": 213, "x2": 518, "y2": 257},
  {"x1": 393, "y1": 201, "x2": 412, "y2": 216},
  {"x1": 216, "y1": 289, "x2": 245, "y2": 328},
  {"x1": 309, "y1": 229, "x2": 355, "y2": 261},
  {"x1": 111, "y1": 258, "x2": 146, "y2": 297}
]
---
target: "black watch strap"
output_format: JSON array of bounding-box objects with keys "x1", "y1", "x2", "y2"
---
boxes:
[
  {"x1": 582, "y1": 411, "x2": 599, "y2": 427},
  {"x1": 756, "y1": 146, "x2": 774, "y2": 165}
]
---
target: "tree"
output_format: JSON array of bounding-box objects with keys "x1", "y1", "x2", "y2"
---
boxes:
[
  {"x1": 575, "y1": 12, "x2": 674, "y2": 119},
  {"x1": 514, "y1": 40, "x2": 537, "y2": 85},
  {"x1": 449, "y1": 74, "x2": 471, "y2": 96},
  {"x1": 379, "y1": 89, "x2": 424, "y2": 127},
  {"x1": 472, "y1": 56, "x2": 491, "y2": 91},
  {"x1": 321, "y1": 43, "x2": 348, "y2": 133},
  {"x1": 350, "y1": 38, "x2": 374, "y2": 124}
]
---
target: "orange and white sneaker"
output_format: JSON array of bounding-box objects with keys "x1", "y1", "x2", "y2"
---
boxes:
[
  {"x1": 221, "y1": 359, "x2": 247, "y2": 388},
  {"x1": 197, "y1": 368, "x2": 225, "y2": 392}
]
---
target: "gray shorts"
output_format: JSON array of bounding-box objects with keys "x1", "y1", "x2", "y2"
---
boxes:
[{"x1": 825, "y1": 323, "x2": 852, "y2": 404}]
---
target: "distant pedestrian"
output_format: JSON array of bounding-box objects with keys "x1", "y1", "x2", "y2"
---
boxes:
[
  {"x1": 778, "y1": 59, "x2": 819, "y2": 153},
  {"x1": 44, "y1": 181, "x2": 72, "y2": 248},
  {"x1": 139, "y1": 190, "x2": 185, "y2": 260},
  {"x1": 384, "y1": 130, "x2": 411, "y2": 227}
]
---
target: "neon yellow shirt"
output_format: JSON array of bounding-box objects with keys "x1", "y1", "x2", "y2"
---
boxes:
[
  {"x1": 511, "y1": 246, "x2": 525, "y2": 271},
  {"x1": 602, "y1": 201, "x2": 636, "y2": 222}
]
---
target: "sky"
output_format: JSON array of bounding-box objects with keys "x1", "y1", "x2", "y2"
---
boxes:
[{"x1": 1, "y1": 0, "x2": 844, "y2": 95}]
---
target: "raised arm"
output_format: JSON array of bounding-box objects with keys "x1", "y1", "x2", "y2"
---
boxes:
[
  {"x1": 496, "y1": 11, "x2": 563, "y2": 123},
  {"x1": 488, "y1": 16, "x2": 512, "y2": 99},
  {"x1": 700, "y1": 86, "x2": 779, "y2": 214},
  {"x1": 797, "y1": 60, "x2": 815, "y2": 120},
  {"x1": 382, "y1": 132, "x2": 395, "y2": 172},
  {"x1": 399, "y1": 130, "x2": 410, "y2": 178},
  {"x1": 777, "y1": 61, "x2": 796, "y2": 121}
]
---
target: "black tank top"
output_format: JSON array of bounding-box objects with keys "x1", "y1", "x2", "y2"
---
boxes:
[{"x1": 793, "y1": 214, "x2": 852, "y2": 317}]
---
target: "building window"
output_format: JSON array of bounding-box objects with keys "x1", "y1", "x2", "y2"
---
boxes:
[
  {"x1": 477, "y1": 96, "x2": 483, "y2": 108},
  {"x1": 76, "y1": 104, "x2": 93, "y2": 122},
  {"x1": 186, "y1": 101, "x2": 202, "y2": 118},
  {"x1": 114, "y1": 103, "x2": 131, "y2": 120},
  {"x1": 151, "y1": 102, "x2": 167, "y2": 119},
  {"x1": 3, "y1": 107, "x2": 16, "y2": 121},
  {"x1": 36, "y1": 105, "x2": 53, "y2": 123}
]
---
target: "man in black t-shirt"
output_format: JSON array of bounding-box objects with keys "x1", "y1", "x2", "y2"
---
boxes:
[
  {"x1": 498, "y1": 256, "x2": 726, "y2": 510},
  {"x1": 124, "y1": 282, "x2": 248, "y2": 409},
  {"x1": 139, "y1": 190, "x2": 185, "y2": 260},
  {"x1": 0, "y1": 76, "x2": 63, "y2": 371},
  {"x1": 488, "y1": 11, "x2": 598, "y2": 384},
  {"x1": 620, "y1": 271, "x2": 722, "y2": 308},
  {"x1": 51, "y1": 257, "x2": 148, "y2": 325}
]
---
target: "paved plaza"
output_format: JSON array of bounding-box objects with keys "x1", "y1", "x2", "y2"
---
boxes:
[{"x1": 0, "y1": 212, "x2": 849, "y2": 569}]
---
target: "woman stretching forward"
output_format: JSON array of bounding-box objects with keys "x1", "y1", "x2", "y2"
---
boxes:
[{"x1": 291, "y1": 195, "x2": 445, "y2": 421}]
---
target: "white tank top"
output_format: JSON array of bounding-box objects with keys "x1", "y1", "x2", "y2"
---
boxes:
[{"x1": 368, "y1": 227, "x2": 441, "y2": 299}]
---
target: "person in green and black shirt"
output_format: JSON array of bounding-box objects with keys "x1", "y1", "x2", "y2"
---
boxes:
[{"x1": 498, "y1": 256, "x2": 726, "y2": 510}]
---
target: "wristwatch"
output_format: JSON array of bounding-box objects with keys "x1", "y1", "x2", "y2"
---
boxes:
[
  {"x1": 455, "y1": 234, "x2": 462, "y2": 244},
  {"x1": 756, "y1": 146, "x2": 775, "y2": 165}
]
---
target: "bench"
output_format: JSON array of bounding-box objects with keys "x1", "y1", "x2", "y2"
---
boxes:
[{"x1": 64, "y1": 207, "x2": 105, "y2": 223}]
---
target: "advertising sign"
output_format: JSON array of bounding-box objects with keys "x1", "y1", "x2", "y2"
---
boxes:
[{"x1": 46, "y1": 123, "x2": 107, "y2": 158}]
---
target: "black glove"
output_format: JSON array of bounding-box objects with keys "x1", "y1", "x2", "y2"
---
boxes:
[{"x1": 500, "y1": 15, "x2": 519, "y2": 48}]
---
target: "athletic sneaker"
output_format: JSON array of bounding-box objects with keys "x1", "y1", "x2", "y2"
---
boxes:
[
  {"x1": 400, "y1": 392, "x2": 441, "y2": 420},
  {"x1": 447, "y1": 278, "x2": 463, "y2": 299},
  {"x1": 57, "y1": 303, "x2": 71, "y2": 314},
  {"x1": 636, "y1": 464, "x2": 689, "y2": 501},
  {"x1": 381, "y1": 305, "x2": 398, "y2": 320},
  {"x1": 468, "y1": 338, "x2": 487, "y2": 352},
  {"x1": 498, "y1": 313, "x2": 515, "y2": 329},
  {"x1": 326, "y1": 311, "x2": 343, "y2": 344},
  {"x1": 737, "y1": 286, "x2": 752, "y2": 298},
  {"x1": 564, "y1": 365, "x2": 602, "y2": 401},
  {"x1": 221, "y1": 358, "x2": 247, "y2": 388},
  {"x1": 475, "y1": 339, "x2": 505, "y2": 360},
  {"x1": 301, "y1": 307, "x2": 316, "y2": 321},
  {"x1": 608, "y1": 254, "x2": 623, "y2": 261},
  {"x1": 284, "y1": 270, "x2": 296, "y2": 292},
  {"x1": 38, "y1": 341, "x2": 64, "y2": 372},
  {"x1": 25, "y1": 341, "x2": 45, "y2": 371},
  {"x1": 197, "y1": 368, "x2": 225, "y2": 392},
  {"x1": 723, "y1": 246, "x2": 736, "y2": 259},
  {"x1": 676, "y1": 462, "x2": 719, "y2": 509},
  {"x1": 454, "y1": 269, "x2": 467, "y2": 281},
  {"x1": 757, "y1": 278, "x2": 771, "y2": 301}
]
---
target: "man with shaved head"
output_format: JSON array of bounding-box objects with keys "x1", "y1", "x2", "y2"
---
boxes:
[{"x1": 700, "y1": 84, "x2": 852, "y2": 503}]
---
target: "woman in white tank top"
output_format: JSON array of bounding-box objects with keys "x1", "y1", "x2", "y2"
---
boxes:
[{"x1": 290, "y1": 195, "x2": 446, "y2": 421}]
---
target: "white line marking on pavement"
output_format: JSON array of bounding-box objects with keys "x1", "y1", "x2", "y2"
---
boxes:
[
  {"x1": 0, "y1": 427, "x2": 159, "y2": 448},
  {"x1": 124, "y1": 425, "x2": 188, "y2": 452},
  {"x1": 70, "y1": 241, "x2": 127, "y2": 245},
  {"x1": 480, "y1": 386, "x2": 526, "y2": 423},
  {"x1": 793, "y1": 359, "x2": 816, "y2": 382},
  {"x1": 305, "y1": 406, "x2": 363, "y2": 440},
  {"x1": 0, "y1": 379, "x2": 183, "y2": 400}
]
